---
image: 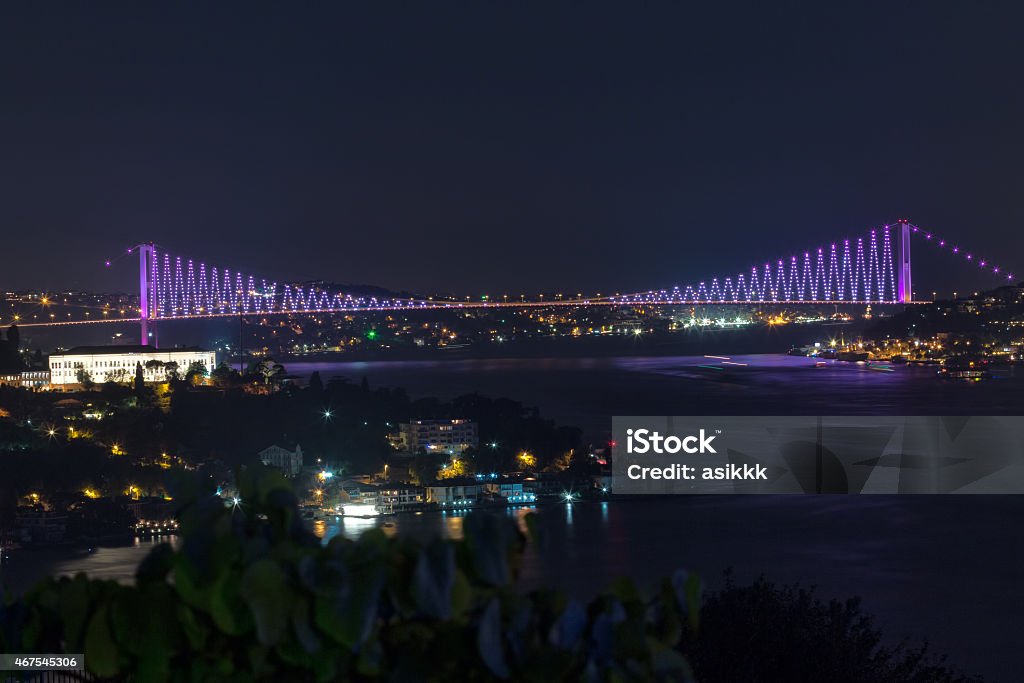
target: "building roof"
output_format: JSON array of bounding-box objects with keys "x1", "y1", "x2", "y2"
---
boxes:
[
  {"x1": 259, "y1": 443, "x2": 302, "y2": 455},
  {"x1": 52, "y1": 345, "x2": 209, "y2": 356}
]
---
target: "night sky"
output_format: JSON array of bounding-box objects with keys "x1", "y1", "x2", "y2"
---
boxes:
[{"x1": 2, "y1": 3, "x2": 1022, "y2": 296}]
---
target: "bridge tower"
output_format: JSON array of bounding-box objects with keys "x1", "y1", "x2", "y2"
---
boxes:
[
  {"x1": 137, "y1": 243, "x2": 157, "y2": 347},
  {"x1": 897, "y1": 219, "x2": 912, "y2": 303}
]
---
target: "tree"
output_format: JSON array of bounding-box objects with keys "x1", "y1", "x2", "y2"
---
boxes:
[
  {"x1": 680, "y1": 574, "x2": 980, "y2": 683},
  {"x1": 255, "y1": 358, "x2": 285, "y2": 386},
  {"x1": 134, "y1": 362, "x2": 145, "y2": 396},
  {"x1": 75, "y1": 367, "x2": 94, "y2": 390},
  {"x1": 163, "y1": 361, "x2": 180, "y2": 382},
  {"x1": 437, "y1": 455, "x2": 471, "y2": 479},
  {"x1": 211, "y1": 362, "x2": 240, "y2": 389},
  {"x1": 0, "y1": 325, "x2": 21, "y2": 371},
  {"x1": 185, "y1": 360, "x2": 208, "y2": 386},
  {"x1": 516, "y1": 450, "x2": 537, "y2": 470},
  {"x1": 409, "y1": 452, "x2": 445, "y2": 485},
  {"x1": 108, "y1": 368, "x2": 130, "y2": 385},
  {"x1": 308, "y1": 371, "x2": 324, "y2": 397}
]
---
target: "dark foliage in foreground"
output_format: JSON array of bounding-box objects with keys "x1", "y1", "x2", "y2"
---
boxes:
[
  {"x1": 681, "y1": 572, "x2": 981, "y2": 683},
  {"x1": 1, "y1": 467, "x2": 700, "y2": 682},
  {"x1": 1, "y1": 469, "x2": 980, "y2": 682}
]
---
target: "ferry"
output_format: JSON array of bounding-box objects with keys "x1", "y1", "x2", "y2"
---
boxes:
[
  {"x1": 939, "y1": 360, "x2": 989, "y2": 381},
  {"x1": 135, "y1": 519, "x2": 179, "y2": 538},
  {"x1": 337, "y1": 503, "x2": 380, "y2": 518}
]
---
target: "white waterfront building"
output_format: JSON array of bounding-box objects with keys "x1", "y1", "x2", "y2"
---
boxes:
[
  {"x1": 48, "y1": 345, "x2": 216, "y2": 386},
  {"x1": 391, "y1": 419, "x2": 479, "y2": 455}
]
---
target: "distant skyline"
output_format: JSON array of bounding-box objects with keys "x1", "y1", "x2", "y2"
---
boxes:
[{"x1": 2, "y1": 4, "x2": 1022, "y2": 296}]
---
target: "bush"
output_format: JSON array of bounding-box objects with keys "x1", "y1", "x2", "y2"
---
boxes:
[
  {"x1": 0, "y1": 468, "x2": 981, "y2": 682},
  {"x1": 680, "y1": 573, "x2": 982, "y2": 683},
  {"x1": 0, "y1": 467, "x2": 700, "y2": 682}
]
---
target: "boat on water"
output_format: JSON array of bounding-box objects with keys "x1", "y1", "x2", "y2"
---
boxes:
[
  {"x1": 939, "y1": 359, "x2": 990, "y2": 381},
  {"x1": 337, "y1": 503, "x2": 380, "y2": 518}
]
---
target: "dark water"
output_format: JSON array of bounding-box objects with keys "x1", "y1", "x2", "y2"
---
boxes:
[
  {"x1": 289, "y1": 353, "x2": 1024, "y2": 439},
  {"x1": 3, "y1": 354, "x2": 1022, "y2": 680}
]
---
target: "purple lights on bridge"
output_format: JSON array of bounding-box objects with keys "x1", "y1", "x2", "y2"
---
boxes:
[
  {"x1": 139, "y1": 245, "x2": 433, "y2": 321},
  {"x1": 619, "y1": 223, "x2": 1013, "y2": 307},
  {"x1": 622, "y1": 226, "x2": 901, "y2": 305},
  {"x1": 122, "y1": 220, "x2": 1017, "y2": 342}
]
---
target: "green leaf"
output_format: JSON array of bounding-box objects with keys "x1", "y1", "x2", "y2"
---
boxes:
[
  {"x1": 177, "y1": 604, "x2": 209, "y2": 650},
  {"x1": 210, "y1": 571, "x2": 251, "y2": 636},
  {"x1": 172, "y1": 560, "x2": 208, "y2": 611},
  {"x1": 136, "y1": 542, "x2": 176, "y2": 584},
  {"x1": 549, "y1": 600, "x2": 586, "y2": 650},
  {"x1": 109, "y1": 583, "x2": 177, "y2": 681},
  {"x1": 477, "y1": 598, "x2": 510, "y2": 679},
  {"x1": 651, "y1": 647, "x2": 695, "y2": 679},
  {"x1": 57, "y1": 575, "x2": 92, "y2": 648},
  {"x1": 607, "y1": 576, "x2": 640, "y2": 603},
  {"x1": 84, "y1": 604, "x2": 119, "y2": 678},
  {"x1": 290, "y1": 595, "x2": 321, "y2": 654},
  {"x1": 240, "y1": 559, "x2": 292, "y2": 645},
  {"x1": 450, "y1": 569, "x2": 473, "y2": 619},
  {"x1": 413, "y1": 542, "x2": 455, "y2": 619},
  {"x1": 314, "y1": 568, "x2": 382, "y2": 649}
]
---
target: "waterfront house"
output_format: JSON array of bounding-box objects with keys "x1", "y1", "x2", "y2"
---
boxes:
[
  {"x1": 425, "y1": 478, "x2": 481, "y2": 508},
  {"x1": 377, "y1": 485, "x2": 424, "y2": 514}
]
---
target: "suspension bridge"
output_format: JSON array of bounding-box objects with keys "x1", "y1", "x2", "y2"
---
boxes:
[{"x1": 13, "y1": 220, "x2": 1017, "y2": 343}]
